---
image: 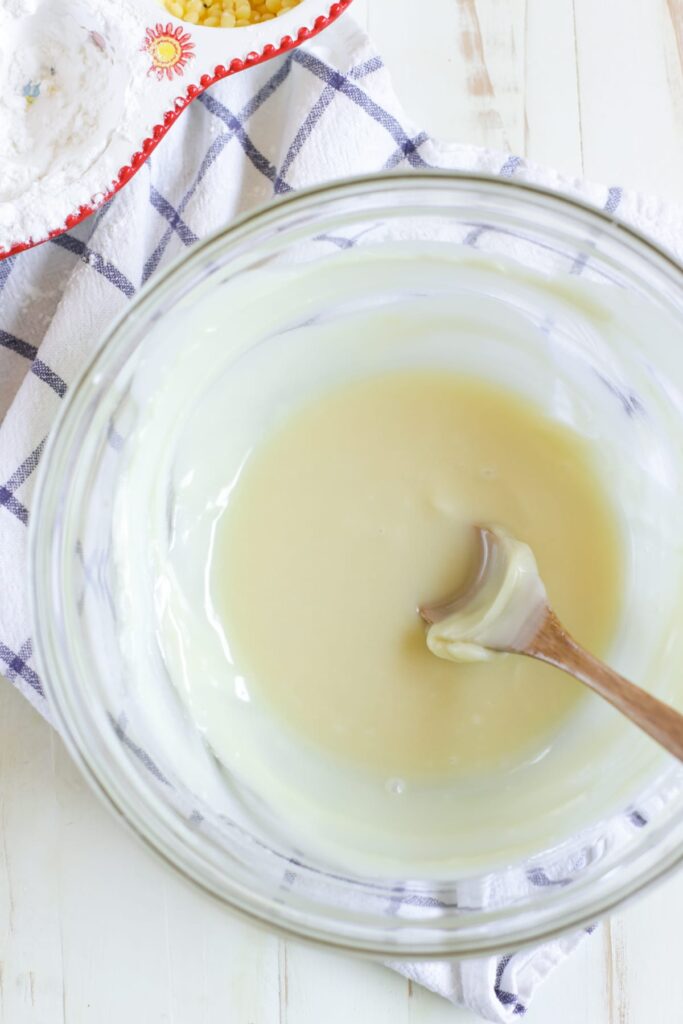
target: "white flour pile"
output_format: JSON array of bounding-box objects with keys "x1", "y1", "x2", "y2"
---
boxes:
[{"x1": 0, "y1": 0, "x2": 150, "y2": 253}]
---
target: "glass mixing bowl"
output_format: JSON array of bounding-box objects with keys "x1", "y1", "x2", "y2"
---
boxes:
[{"x1": 30, "y1": 173, "x2": 683, "y2": 958}]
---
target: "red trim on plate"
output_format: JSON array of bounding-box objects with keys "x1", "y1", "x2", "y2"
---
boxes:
[{"x1": 2, "y1": 0, "x2": 353, "y2": 261}]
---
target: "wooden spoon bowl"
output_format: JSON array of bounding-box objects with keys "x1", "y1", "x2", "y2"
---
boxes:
[{"x1": 422, "y1": 525, "x2": 683, "y2": 763}]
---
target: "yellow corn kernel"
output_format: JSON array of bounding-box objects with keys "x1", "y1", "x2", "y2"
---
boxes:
[{"x1": 164, "y1": 0, "x2": 301, "y2": 26}]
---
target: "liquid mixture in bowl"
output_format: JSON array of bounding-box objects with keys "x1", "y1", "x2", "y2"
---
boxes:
[
  {"x1": 215, "y1": 372, "x2": 621, "y2": 778},
  {"x1": 114, "y1": 244, "x2": 683, "y2": 877}
]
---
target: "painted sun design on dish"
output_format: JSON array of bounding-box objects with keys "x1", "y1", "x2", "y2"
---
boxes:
[{"x1": 143, "y1": 23, "x2": 196, "y2": 80}]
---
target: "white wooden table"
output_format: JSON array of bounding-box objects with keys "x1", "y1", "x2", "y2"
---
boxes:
[{"x1": 2, "y1": 1, "x2": 683, "y2": 1021}]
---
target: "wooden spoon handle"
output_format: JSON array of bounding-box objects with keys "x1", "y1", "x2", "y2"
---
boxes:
[{"x1": 525, "y1": 611, "x2": 683, "y2": 763}]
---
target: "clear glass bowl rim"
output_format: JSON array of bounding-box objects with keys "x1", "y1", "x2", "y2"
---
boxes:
[{"x1": 30, "y1": 170, "x2": 683, "y2": 959}]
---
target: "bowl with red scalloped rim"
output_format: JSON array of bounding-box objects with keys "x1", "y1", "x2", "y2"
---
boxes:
[{"x1": 0, "y1": 0, "x2": 353, "y2": 260}]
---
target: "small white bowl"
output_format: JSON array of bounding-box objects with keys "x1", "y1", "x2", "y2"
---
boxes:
[{"x1": 1, "y1": 0, "x2": 353, "y2": 259}]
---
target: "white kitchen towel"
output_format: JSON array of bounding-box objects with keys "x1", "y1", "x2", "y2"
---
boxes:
[{"x1": 1, "y1": 13, "x2": 682, "y2": 1023}]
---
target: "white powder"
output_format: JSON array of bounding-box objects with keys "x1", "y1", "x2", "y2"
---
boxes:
[
  {"x1": 0, "y1": 0, "x2": 39, "y2": 15},
  {"x1": 0, "y1": 0, "x2": 150, "y2": 253}
]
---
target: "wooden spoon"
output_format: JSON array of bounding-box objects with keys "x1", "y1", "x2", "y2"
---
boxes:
[{"x1": 420, "y1": 526, "x2": 683, "y2": 763}]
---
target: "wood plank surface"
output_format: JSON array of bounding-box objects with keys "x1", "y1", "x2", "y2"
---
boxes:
[{"x1": 2, "y1": 1, "x2": 682, "y2": 1021}]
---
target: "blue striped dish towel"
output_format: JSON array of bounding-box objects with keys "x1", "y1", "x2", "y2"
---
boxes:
[{"x1": 1, "y1": 12, "x2": 682, "y2": 1023}]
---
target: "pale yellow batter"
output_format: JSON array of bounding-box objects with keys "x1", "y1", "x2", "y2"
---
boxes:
[{"x1": 213, "y1": 371, "x2": 623, "y2": 781}]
